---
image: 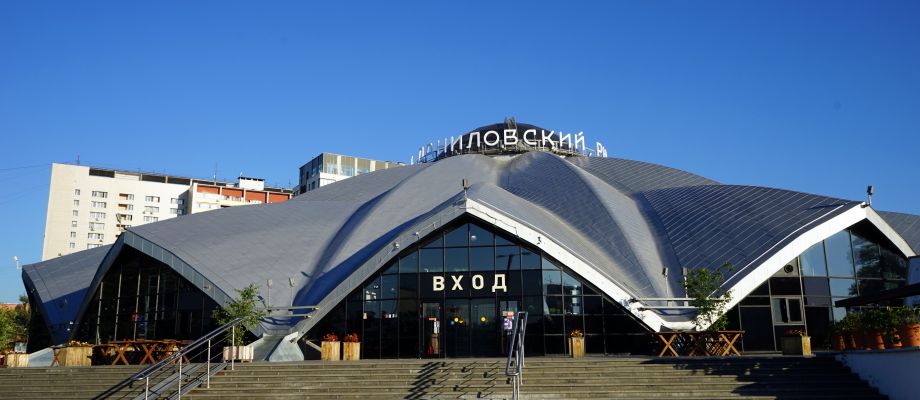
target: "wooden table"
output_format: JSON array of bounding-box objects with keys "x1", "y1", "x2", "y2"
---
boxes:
[
  {"x1": 655, "y1": 331, "x2": 743, "y2": 357},
  {"x1": 107, "y1": 340, "x2": 171, "y2": 365}
]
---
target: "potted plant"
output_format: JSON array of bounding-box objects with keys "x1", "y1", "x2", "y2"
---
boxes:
[
  {"x1": 781, "y1": 329, "x2": 812, "y2": 356},
  {"x1": 569, "y1": 329, "x2": 585, "y2": 358},
  {"x1": 342, "y1": 333, "x2": 360, "y2": 360},
  {"x1": 827, "y1": 321, "x2": 846, "y2": 351},
  {"x1": 839, "y1": 313, "x2": 861, "y2": 350},
  {"x1": 321, "y1": 333, "x2": 341, "y2": 361},
  {"x1": 213, "y1": 283, "x2": 266, "y2": 363},
  {"x1": 860, "y1": 309, "x2": 887, "y2": 350},
  {"x1": 897, "y1": 306, "x2": 920, "y2": 347},
  {"x1": 59, "y1": 340, "x2": 93, "y2": 366}
]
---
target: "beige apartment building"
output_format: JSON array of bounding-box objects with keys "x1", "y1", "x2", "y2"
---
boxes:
[
  {"x1": 297, "y1": 153, "x2": 403, "y2": 194},
  {"x1": 42, "y1": 163, "x2": 292, "y2": 260}
]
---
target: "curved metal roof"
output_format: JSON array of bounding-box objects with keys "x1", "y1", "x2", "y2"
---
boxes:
[{"x1": 23, "y1": 145, "x2": 917, "y2": 341}]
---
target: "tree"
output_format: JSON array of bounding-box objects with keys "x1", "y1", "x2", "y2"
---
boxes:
[
  {"x1": 212, "y1": 284, "x2": 266, "y2": 346},
  {"x1": 0, "y1": 295, "x2": 30, "y2": 351},
  {"x1": 684, "y1": 263, "x2": 734, "y2": 331}
]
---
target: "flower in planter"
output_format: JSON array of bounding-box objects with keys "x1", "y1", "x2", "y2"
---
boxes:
[
  {"x1": 570, "y1": 329, "x2": 584, "y2": 338},
  {"x1": 66, "y1": 340, "x2": 92, "y2": 347},
  {"x1": 322, "y1": 333, "x2": 339, "y2": 342},
  {"x1": 784, "y1": 329, "x2": 806, "y2": 337},
  {"x1": 343, "y1": 333, "x2": 360, "y2": 343}
]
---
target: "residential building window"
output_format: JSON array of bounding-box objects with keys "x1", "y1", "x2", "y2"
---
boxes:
[
  {"x1": 145, "y1": 196, "x2": 160, "y2": 203},
  {"x1": 91, "y1": 201, "x2": 107, "y2": 209},
  {"x1": 71, "y1": 220, "x2": 78, "y2": 228},
  {"x1": 70, "y1": 232, "x2": 76, "y2": 238},
  {"x1": 143, "y1": 216, "x2": 159, "y2": 223},
  {"x1": 170, "y1": 198, "x2": 185, "y2": 205},
  {"x1": 72, "y1": 210, "x2": 79, "y2": 217},
  {"x1": 74, "y1": 189, "x2": 81, "y2": 196},
  {"x1": 88, "y1": 222, "x2": 105, "y2": 231},
  {"x1": 92, "y1": 191, "x2": 108, "y2": 198},
  {"x1": 144, "y1": 206, "x2": 159, "y2": 214},
  {"x1": 170, "y1": 208, "x2": 184, "y2": 215},
  {"x1": 116, "y1": 214, "x2": 133, "y2": 222},
  {"x1": 87, "y1": 233, "x2": 104, "y2": 241},
  {"x1": 119, "y1": 204, "x2": 134, "y2": 211},
  {"x1": 69, "y1": 242, "x2": 76, "y2": 249},
  {"x1": 119, "y1": 193, "x2": 134, "y2": 201},
  {"x1": 87, "y1": 243, "x2": 103, "y2": 249},
  {"x1": 90, "y1": 212, "x2": 106, "y2": 220},
  {"x1": 73, "y1": 200, "x2": 80, "y2": 207}
]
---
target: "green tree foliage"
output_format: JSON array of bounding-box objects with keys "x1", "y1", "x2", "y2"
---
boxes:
[
  {"x1": 0, "y1": 295, "x2": 30, "y2": 351},
  {"x1": 211, "y1": 284, "x2": 266, "y2": 346},
  {"x1": 684, "y1": 263, "x2": 734, "y2": 331}
]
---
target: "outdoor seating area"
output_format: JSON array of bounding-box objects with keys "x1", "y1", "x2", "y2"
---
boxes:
[
  {"x1": 654, "y1": 330, "x2": 744, "y2": 357},
  {"x1": 49, "y1": 340, "x2": 191, "y2": 367}
]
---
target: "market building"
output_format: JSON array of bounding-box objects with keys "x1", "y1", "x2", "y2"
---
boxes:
[{"x1": 22, "y1": 122, "x2": 920, "y2": 360}]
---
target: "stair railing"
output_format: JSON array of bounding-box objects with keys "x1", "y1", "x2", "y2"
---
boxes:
[
  {"x1": 504, "y1": 311, "x2": 528, "y2": 400},
  {"x1": 128, "y1": 316, "x2": 245, "y2": 400}
]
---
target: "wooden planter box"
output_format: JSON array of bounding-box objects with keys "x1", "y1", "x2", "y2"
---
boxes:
[
  {"x1": 321, "y1": 341, "x2": 341, "y2": 361},
  {"x1": 781, "y1": 336, "x2": 812, "y2": 356},
  {"x1": 59, "y1": 347, "x2": 92, "y2": 366},
  {"x1": 5, "y1": 353, "x2": 28, "y2": 368},
  {"x1": 569, "y1": 337, "x2": 585, "y2": 358},
  {"x1": 343, "y1": 342, "x2": 361, "y2": 360},
  {"x1": 222, "y1": 345, "x2": 254, "y2": 362}
]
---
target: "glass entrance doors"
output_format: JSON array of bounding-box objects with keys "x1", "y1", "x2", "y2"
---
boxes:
[{"x1": 422, "y1": 302, "x2": 442, "y2": 358}]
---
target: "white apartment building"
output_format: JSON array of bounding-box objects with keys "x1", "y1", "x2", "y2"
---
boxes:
[
  {"x1": 297, "y1": 153, "x2": 403, "y2": 194},
  {"x1": 42, "y1": 164, "x2": 292, "y2": 260}
]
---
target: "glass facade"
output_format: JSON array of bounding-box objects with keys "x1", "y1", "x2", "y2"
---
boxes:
[
  {"x1": 75, "y1": 246, "x2": 220, "y2": 343},
  {"x1": 727, "y1": 223, "x2": 908, "y2": 352},
  {"x1": 303, "y1": 218, "x2": 651, "y2": 358}
]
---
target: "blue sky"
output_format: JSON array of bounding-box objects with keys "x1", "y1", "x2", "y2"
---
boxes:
[{"x1": 0, "y1": 1, "x2": 918, "y2": 302}]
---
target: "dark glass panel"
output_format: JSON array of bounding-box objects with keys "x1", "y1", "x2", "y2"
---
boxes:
[
  {"x1": 564, "y1": 295, "x2": 582, "y2": 315},
  {"x1": 524, "y1": 316, "x2": 544, "y2": 356},
  {"x1": 584, "y1": 314, "x2": 603, "y2": 334},
  {"x1": 857, "y1": 279, "x2": 885, "y2": 296},
  {"x1": 469, "y1": 272, "x2": 495, "y2": 297},
  {"x1": 740, "y1": 297, "x2": 771, "y2": 306},
  {"x1": 738, "y1": 307, "x2": 774, "y2": 351},
  {"x1": 804, "y1": 296, "x2": 831, "y2": 306},
  {"x1": 419, "y1": 273, "x2": 444, "y2": 298},
  {"x1": 544, "y1": 335, "x2": 565, "y2": 355},
  {"x1": 399, "y1": 273, "x2": 418, "y2": 299},
  {"x1": 363, "y1": 300, "x2": 381, "y2": 359},
  {"x1": 522, "y1": 296, "x2": 543, "y2": 317},
  {"x1": 399, "y1": 251, "x2": 418, "y2": 274},
  {"x1": 521, "y1": 271, "x2": 543, "y2": 296},
  {"x1": 501, "y1": 268, "x2": 522, "y2": 297},
  {"x1": 585, "y1": 334, "x2": 604, "y2": 354},
  {"x1": 495, "y1": 246, "x2": 520, "y2": 271},
  {"x1": 880, "y1": 246, "x2": 907, "y2": 280},
  {"x1": 829, "y1": 278, "x2": 858, "y2": 297},
  {"x1": 346, "y1": 300, "x2": 362, "y2": 336},
  {"x1": 380, "y1": 275, "x2": 398, "y2": 300},
  {"x1": 380, "y1": 300, "x2": 398, "y2": 358},
  {"x1": 444, "y1": 224, "x2": 469, "y2": 247},
  {"x1": 825, "y1": 231, "x2": 855, "y2": 277},
  {"x1": 468, "y1": 223, "x2": 494, "y2": 247},
  {"x1": 564, "y1": 315, "x2": 584, "y2": 334},
  {"x1": 421, "y1": 233, "x2": 443, "y2": 248},
  {"x1": 542, "y1": 257, "x2": 560, "y2": 271},
  {"x1": 799, "y1": 243, "x2": 827, "y2": 277},
  {"x1": 469, "y1": 247, "x2": 494, "y2": 271},
  {"x1": 444, "y1": 248, "x2": 468, "y2": 272},
  {"x1": 445, "y1": 299, "x2": 470, "y2": 357},
  {"x1": 542, "y1": 270, "x2": 562, "y2": 295},
  {"x1": 583, "y1": 296, "x2": 603, "y2": 314},
  {"x1": 382, "y1": 261, "x2": 398, "y2": 275},
  {"x1": 561, "y1": 272, "x2": 582, "y2": 296},
  {"x1": 768, "y1": 277, "x2": 801, "y2": 296},
  {"x1": 802, "y1": 277, "x2": 830, "y2": 297},
  {"x1": 544, "y1": 296, "x2": 564, "y2": 315},
  {"x1": 581, "y1": 283, "x2": 598, "y2": 296},
  {"x1": 419, "y1": 248, "x2": 443, "y2": 273},
  {"x1": 521, "y1": 248, "x2": 541, "y2": 270},
  {"x1": 603, "y1": 298, "x2": 625, "y2": 315},
  {"x1": 750, "y1": 282, "x2": 770, "y2": 296},
  {"x1": 544, "y1": 314, "x2": 564, "y2": 334},
  {"x1": 364, "y1": 276, "x2": 381, "y2": 301},
  {"x1": 852, "y1": 233, "x2": 881, "y2": 278},
  {"x1": 788, "y1": 298, "x2": 803, "y2": 322},
  {"x1": 444, "y1": 272, "x2": 470, "y2": 298},
  {"x1": 495, "y1": 232, "x2": 515, "y2": 246},
  {"x1": 804, "y1": 307, "x2": 832, "y2": 350},
  {"x1": 470, "y1": 298, "x2": 497, "y2": 356}
]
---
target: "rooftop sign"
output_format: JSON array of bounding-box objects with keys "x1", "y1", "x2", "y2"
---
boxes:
[{"x1": 412, "y1": 126, "x2": 608, "y2": 164}]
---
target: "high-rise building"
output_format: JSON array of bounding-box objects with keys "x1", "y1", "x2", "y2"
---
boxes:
[
  {"x1": 297, "y1": 153, "x2": 403, "y2": 194},
  {"x1": 42, "y1": 163, "x2": 292, "y2": 260}
]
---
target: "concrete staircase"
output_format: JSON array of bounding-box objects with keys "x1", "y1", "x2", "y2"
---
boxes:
[
  {"x1": 0, "y1": 364, "x2": 182, "y2": 399},
  {"x1": 182, "y1": 356, "x2": 886, "y2": 400}
]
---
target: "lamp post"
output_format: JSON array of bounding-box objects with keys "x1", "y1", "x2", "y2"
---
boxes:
[{"x1": 13, "y1": 256, "x2": 20, "y2": 271}]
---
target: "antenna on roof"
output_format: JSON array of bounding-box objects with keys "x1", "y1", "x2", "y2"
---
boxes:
[
  {"x1": 866, "y1": 185, "x2": 874, "y2": 207},
  {"x1": 505, "y1": 116, "x2": 517, "y2": 131}
]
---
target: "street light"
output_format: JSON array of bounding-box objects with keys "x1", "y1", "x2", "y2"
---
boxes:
[{"x1": 12, "y1": 256, "x2": 20, "y2": 271}]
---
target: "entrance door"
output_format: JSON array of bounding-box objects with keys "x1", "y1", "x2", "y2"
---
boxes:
[
  {"x1": 445, "y1": 299, "x2": 470, "y2": 357},
  {"x1": 422, "y1": 302, "x2": 442, "y2": 358},
  {"x1": 471, "y1": 298, "x2": 498, "y2": 356}
]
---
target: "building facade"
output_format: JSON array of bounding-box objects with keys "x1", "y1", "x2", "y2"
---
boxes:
[
  {"x1": 24, "y1": 122, "x2": 920, "y2": 360},
  {"x1": 42, "y1": 163, "x2": 292, "y2": 260},
  {"x1": 297, "y1": 153, "x2": 403, "y2": 194}
]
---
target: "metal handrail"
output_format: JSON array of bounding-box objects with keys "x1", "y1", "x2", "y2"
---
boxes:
[
  {"x1": 504, "y1": 311, "x2": 528, "y2": 400},
  {"x1": 129, "y1": 316, "x2": 245, "y2": 399}
]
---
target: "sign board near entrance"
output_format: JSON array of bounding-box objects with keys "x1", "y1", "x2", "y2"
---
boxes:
[{"x1": 432, "y1": 273, "x2": 507, "y2": 293}]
